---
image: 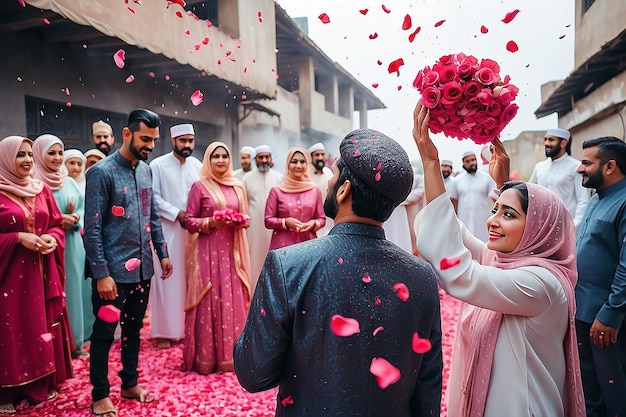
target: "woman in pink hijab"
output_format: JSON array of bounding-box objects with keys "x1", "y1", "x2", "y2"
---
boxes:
[
  {"x1": 0, "y1": 136, "x2": 72, "y2": 414},
  {"x1": 264, "y1": 147, "x2": 325, "y2": 250},
  {"x1": 412, "y1": 103, "x2": 585, "y2": 417}
]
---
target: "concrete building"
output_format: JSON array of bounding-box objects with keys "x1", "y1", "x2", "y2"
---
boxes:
[{"x1": 0, "y1": 0, "x2": 383, "y2": 166}]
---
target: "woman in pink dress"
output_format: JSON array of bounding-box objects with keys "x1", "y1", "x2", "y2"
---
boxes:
[
  {"x1": 264, "y1": 147, "x2": 325, "y2": 250},
  {"x1": 0, "y1": 136, "x2": 72, "y2": 414},
  {"x1": 182, "y1": 141, "x2": 252, "y2": 374}
]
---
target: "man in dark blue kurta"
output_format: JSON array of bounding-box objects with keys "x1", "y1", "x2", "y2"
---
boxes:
[
  {"x1": 575, "y1": 136, "x2": 626, "y2": 417},
  {"x1": 235, "y1": 129, "x2": 442, "y2": 417}
]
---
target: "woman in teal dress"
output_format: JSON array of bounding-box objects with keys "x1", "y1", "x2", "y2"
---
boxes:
[{"x1": 33, "y1": 134, "x2": 88, "y2": 357}]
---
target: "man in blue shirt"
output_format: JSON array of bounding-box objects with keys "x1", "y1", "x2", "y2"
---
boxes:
[
  {"x1": 84, "y1": 109, "x2": 173, "y2": 417},
  {"x1": 575, "y1": 136, "x2": 626, "y2": 417}
]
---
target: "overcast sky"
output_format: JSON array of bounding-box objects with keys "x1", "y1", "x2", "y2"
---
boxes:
[{"x1": 275, "y1": 0, "x2": 575, "y2": 166}]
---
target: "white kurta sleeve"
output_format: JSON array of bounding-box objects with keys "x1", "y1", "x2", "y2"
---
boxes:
[
  {"x1": 150, "y1": 159, "x2": 181, "y2": 222},
  {"x1": 572, "y1": 176, "x2": 589, "y2": 228},
  {"x1": 416, "y1": 193, "x2": 554, "y2": 316}
]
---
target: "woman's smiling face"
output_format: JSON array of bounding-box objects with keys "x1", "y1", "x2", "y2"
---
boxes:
[{"x1": 486, "y1": 188, "x2": 527, "y2": 253}]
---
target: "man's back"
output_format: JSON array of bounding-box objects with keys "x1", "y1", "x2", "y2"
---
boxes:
[{"x1": 235, "y1": 223, "x2": 442, "y2": 417}]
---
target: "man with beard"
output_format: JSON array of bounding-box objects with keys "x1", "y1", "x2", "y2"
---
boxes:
[
  {"x1": 308, "y1": 142, "x2": 334, "y2": 237},
  {"x1": 440, "y1": 159, "x2": 454, "y2": 185},
  {"x1": 575, "y1": 136, "x2": 626, "y2": 417},
  {"x1": 84, "y1": 109, "x2": 173, "y2": 417},
  {"x1": 148, "y1": 123, "x2": 202, "y2": 349},
  {"x1": 242, "y1": 144, "x2": 283, "y2": 291},
  {"x1": 529, "y1": 128, "x2": 589, "y2": 227},
  {"x1": 91, "y1": 120, "x2": 115, "y2": 156},
  {"x1": 447, "y1": 151, "x2": 497, "y2": 242},
  {"x1": 234, "y1": 145, "x2": 255, "y2": 179},
  {"x1": 234, "y1": 129, "x2": 442, "y2": 417}
]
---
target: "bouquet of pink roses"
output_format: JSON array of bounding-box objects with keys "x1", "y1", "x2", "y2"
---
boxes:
[
  {"x1": 213, "y1": 208, "x2": 250, "y2": 224},
  {"x1": 412, "y1": 53, "x2": 519, "y2": 145}
]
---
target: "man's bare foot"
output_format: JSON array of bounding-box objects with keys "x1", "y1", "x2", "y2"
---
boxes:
[
  {"x1": 156, "y1": 338, "x2": 171, "y2": 349},
  {"x1": 90, "y1": 397, "x2": 116, "y2": 416}
]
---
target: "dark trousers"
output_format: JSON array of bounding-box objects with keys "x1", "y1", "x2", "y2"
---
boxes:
[
  {"x1": 90, "y1": 279, "x2": 151, "y2": 401},
  {"x1": 576, "y1": 319, "x2": 626, "y2": 417}
]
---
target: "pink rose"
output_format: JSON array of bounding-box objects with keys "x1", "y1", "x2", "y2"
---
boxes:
[
  {"x1": 477, "y1": 88, "x2": 493, "y2": 105},
  {"x1": 440, "y1": 81, "x2": 463, "y2": 105},
  {"x1": 463, "y1": 81, "x2": 482, "y2": 97},
  {"x1": 422, "y1": 70, "x2": 440, "y2": 87},
  {"x1": 421, "y1": 86, "x2": 441, "y2": 108},
  {"x1": 428, "y1": 113, "x2": 445, "y2": 134},
  {"x1": 466, "y1": 97, "x2": 482, "y2": 114},
  {"x1": 438, "y1": 54, "x2": 455, "y2": 66},
  {"x1": 412, "y1": 71, "x2": 424, "y2": 90},
  {"x1": 434, "y1": 63, "x2": 456, "y2": 84},
  {"x1": 457, "y1": 61, "x2": 476, "y2": 79},
  {"x1": 486, "y1": 101, "x2": 501, "y2": 117},
  {"x1": 478, "y1": 58, "x2": 501, "y2": 78},
  {"x1": 475, "y1": 67, "x2": 498, "y2": 85},
  {"x1": 500, "y1": 103, "x2": 519, "y2": 124}
]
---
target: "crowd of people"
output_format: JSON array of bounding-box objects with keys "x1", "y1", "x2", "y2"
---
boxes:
[{"x1": 0, "y1": 103, "x2": 624, "y2": 417}]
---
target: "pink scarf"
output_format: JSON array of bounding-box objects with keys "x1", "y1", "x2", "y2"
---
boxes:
[
  {"x1": 451, "y1": 183, "x2": 585, "y2": 417},
  {"x1": 277, "y1": 148, "x2": 316, "y2": 193},
  {"x1": 32, "y1": 134, "x2": 65, "y2": 191},
  {"x1": 0, "y1": 136, "x2": 44, "y2": 198}
]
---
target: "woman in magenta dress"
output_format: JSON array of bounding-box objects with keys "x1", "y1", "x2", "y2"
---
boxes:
[
  {"x1": 265, "y1": 147, "x2": 325, "y2": 250},
  {"x1": 0, "y1": 136, "x2": 72, "y2": 414},
  {"x1": 182, "y1": 141, "x2": 252, "y2": 374}
]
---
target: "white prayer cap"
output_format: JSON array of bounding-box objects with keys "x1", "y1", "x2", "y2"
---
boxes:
[
  {"x1": 308, "y1": 142, "x2": 325, "y2": 154},
  {"x1": 84, "y1": 148, "x2": 106, "y2": 160},
  {"x1": 170, "y1": 123, "x2": 195, "y2": 139},
  {"x1": 254, "y1": 144, "x2": 271, "y2": 154},
  {"x1": 441, "y1": 159, "x2": 453, "y2": 167},
  {"x1": 240, "y1": 146, "x2": 256, "y2": 158},
  {"x1": 545, "y1": 128, "x2": 570, "y2": 140},
  {"x1": 64, "y1": 149, "x2": 86, "y2": 163},
  {"x1": 462, "y1": 151, "x2": 475, "y2": 160}
]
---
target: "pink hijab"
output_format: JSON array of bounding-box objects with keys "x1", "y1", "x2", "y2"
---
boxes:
[
  {"x1": 450, "y1": 182, "x2": 585, "y2": 417},
  {"x1": 32, "y1": 134, "x2": 65, "y2": 191},
  {"x1": 0, "y1": 136, "x2": 44, "y2": 198},
  {"x1": 277, "y1": 148, "x2": 316, "y2": 193}
]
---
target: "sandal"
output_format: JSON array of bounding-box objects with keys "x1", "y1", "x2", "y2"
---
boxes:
[
  {"x1": 0, "y1": 403, "x2": 16, "y2": 415},
  {"x1": 90, "y1": 398, "x2": 116, "y2": 417},
  {"x1": 45, "y1": 390, "x2": 58, "y2": 401},
  {"x1": 120, "y1": 385, "x2": 155, "y2": 403}
]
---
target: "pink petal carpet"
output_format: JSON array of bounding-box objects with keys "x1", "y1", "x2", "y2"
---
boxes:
[{"x1": 13, "y1": 291, "x2": 460, "y2": 417}]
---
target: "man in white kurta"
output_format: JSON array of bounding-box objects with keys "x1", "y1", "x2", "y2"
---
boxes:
[
  {"x1": 528, "y1": 128, "x2": 589, "y2": 227},
  {"x1": 448, "y1": 152, "x2": 497, "y2": 242},
  {"x1": 242, "y1": 144, "x2": 283, "y2": 291},
  {"x1": 233, "y1": 145, "x2": 255, "y2": 180},
  {"x1": 149, "y1": 123, "x2": 201, "y2": 348},
  {"x1": 308, "y1": 142, "x2": 334, "y2": 237}
]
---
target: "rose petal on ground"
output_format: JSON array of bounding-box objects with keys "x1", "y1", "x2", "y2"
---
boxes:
[
  {"x1": 373, "y1": 326, "x2": 384, "y2": 336},
  {"x1": 412, "y1": 333, "x2": 432, "y2": 354},
  {"x1": 191, "y1": 90, "x2": 204, "y2": 106},
  {"x1": 440, "y1": 257, "x2": 461, "y2": 270},
  {"x1": 40, "y1": 332, "x2": 53, "y2": 342},
  {"x1": 506, "y1": 40, "x2": 519, "y2": 52},
  {"x1": 480, "y1": 25, "x2": 489, "y2": 34},
  {"x1": 402, "y1": 14, "x2": 412, "y2": 30},
  {"x1": 113, "y1": 49, "x2": 125, "y2": 69},
  {"x1": 111, "y1": 205, "x2": 125, "y2": 216},
  {"x1": 330, "y1": 314, "x2": 360, "y2": 337},
  {"x1": 362, "y1": 274, "x2": 371, "y2": 283},
  {"x1": 359, "y1": 9, "x2": 369, "y2": 15},
  {"x1": 125, "y1": 258, "x2": 141, "y2": 271},
  {"x1": 97, "y1": 305, "x2": 121, "y2": 323},
  {"x1": 408, "y1": 26, "x2": 421, "y2": 42},
  {"x1": 393, "y1": 282, "x2": 409, "y2": 302},
  {"x1": 502, "y1": 9, "x2": 520, "y2": 24},
  {"x1": 387, "y1": 58, "x2": 404, "y2": 76},
  {"x1": 318, "y1": 13, "x2": 330, "y2": 24},
  {"x1": 370, "y1": 357, "x2": 400, "y2": 389},
  {"x1": 381, "y1": 5, "x2": 391, "y2": 13},
  {"x1": 125, "y1": 75, "x2": 135, "y2": 83}
]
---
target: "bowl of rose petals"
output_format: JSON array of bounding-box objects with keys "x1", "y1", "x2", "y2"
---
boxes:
[
  {"x1": 413, "y1": 53, "x2": 519, "y2": 145},
  {"x1": 213, "y1": 208, "x2": 250, "y2": 224}
]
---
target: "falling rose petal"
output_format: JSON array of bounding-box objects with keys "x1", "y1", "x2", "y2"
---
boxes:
[
  {"x1": 559, "y1": 34, "x2": 566, "y2": 39},
  {"x1": 502, "y1": 9, "x2": 520, "y2": 24},
  {"x1": 40, "y1": 332, "x2": 53, "y2": 342},
  {"x1": 318, "y1": 13, "x2": 330, "y2": 24},
  {"x1": 260, "y1": 308, "x2": 266, "y2": 317},
  {"x1": 376, "y1": 162, "x2": 382, "y2": 171},
  {"x1": 190, "y1": 90, "x2": 204, "y2": 106},
  {"x1": 359, "y1": 9, "x2": 369, "y2": 15},
  {"x1": 393, "y1": 282, "x2": 409, "y2": 302},
  {"x1": 125, "y1": 258, "x2": 141, "y2": 271},
  {"x1": 374, "y1": 172, "x2": 381, "y2": 181},
  {"x1": 43, "y1": 18, "x2": 50, "y2": 25},
  {"x1": 167, "y1": 0, "x2": 186, "y2": 7},
  {"x1": 113, "y1": 49, "x2": 126, "y2": 69},
  {"x1": 194, "y1": 43, "x2": 201, "y2": 50},
  {"x1": 127, "y1": 7, "x2": 135, "y2": 14},
  {"x1": 362, "y1": 274, "x2": 371, "y2": 283},
  {"x1": 370, "y1": 357, "x2": 400, "y2": 389},
  {"x1": 206, "y1": 20, "x2": 213, "y2": 27},
  {"x1": 18, "y1": 0, "x2": 26, "y2": 7},
  {"x1": 338, "y1": 257, "x2": 344, "y2": 264},
  {"x1": 412, "y1": 333, "x2": 432, "y2": 354},
  {"x1": 353, "y1": 149, "x2": 361, "y2": 157},
  {"x1": 368, "y1": 33, "x2": 378, "y2": 40},
  {"x1": 330, "y1": 314, "x2": 361, "y2": 337},
  {"x1": 257, "y1": 11, "x2": 263, "y2": 23},
  {"x1": 202, "y1": 37, "x2": 209, "y2": 45},
  {"x1": 111, "y1": 205, "x2": 125, "y2": 216},
  {"x1": 402, "y1": 14, "x2": 412, "y2": 30},
  {"x1": 506, "y1": 40, "x2": 519, "y2": 52},
  {"x1": 373, "y1": 326, "x2": 384, "y2": 336},
  {"x1": 97, "y1": 305, "x2": 121, "y2": 323},
  {"x1": 434, "y1": 19, "x2": 446, "y2": 27},
  {"x1": 66, "y1": 102, "x2": 72, "y2": 107},
  {"x1": 175, "y1": 11, "x2": 183, "y2": 18},
  {"x1": 371, "y1": 83, "x2": 379, "y2": 88},
  {"x1": 165, "y1": 74, "x2": 171, "y2": 80},
  {"x1": 125, "y1": 75, "x2": 135, "y2": 83},
  {"x1": 387, "y1": 58, "x2": 404, "y2": 76},
  {"x1": 480, "y1": 25, "x2": 489, "y2": 34},
  {"x1": 281, "y1": 396, "x2": 294, "y2": 407},
  {"x1": 397, "y1": 85, "x2": 402, "y2": 91},
  {"x1": 381, "y1": 5, "x2": 391, "y2": 13},
  {"x1": 184, "y1": 29, "x2": 191, "y2": 35},
  {"x1": 149, "y1": 71, "x2": 155, "y2": 78},
  {"x1": 377, "y1": 60, "x2": 382, "y2": 65},
  {"x1": 408, "y1": 26, "x2": 421, "y2": 42},
  {"x1": 65, "y1": 87, "x2": 70, "y2": 96},
  {"x1": 374, "y1": 297, "x2": 381, "y2": 306},
  {"x1": 440, "y1": 257, "x2": 461, "y2": 270}
]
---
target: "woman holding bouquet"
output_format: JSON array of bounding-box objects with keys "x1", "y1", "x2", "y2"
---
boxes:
[
  {"x1": 412, "y1": 102, "x2": 585, "y2": 417},
  {"x1": 264, "y1": 147, "x2": 325, "y2": 249},
  {"x1": 183, "y1": 141, "x2": 251, "y2": 374}
]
